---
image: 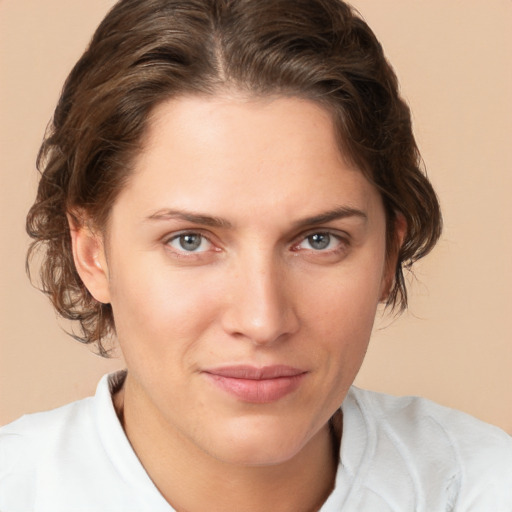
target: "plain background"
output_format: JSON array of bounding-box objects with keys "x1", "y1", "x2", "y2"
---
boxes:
[{"x1": 1, "y1": 0, "x2": 511, "y2": 432}]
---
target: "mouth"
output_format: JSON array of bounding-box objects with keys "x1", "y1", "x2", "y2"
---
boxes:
[{"x1": 202, "y1": 365, "x2": 308, "y2": 404}]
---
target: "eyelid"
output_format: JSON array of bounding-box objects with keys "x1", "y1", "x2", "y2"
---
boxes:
[
  {"x1": 163, "y1": 229, "x2": 220, "y2": 255},
  {"x1": 290, "y1": 229, "x2": 350, "y2": 253},
  {"x1": 163, "y1": 227, "x2": 211, "y2": 242},
  {"x1": 293, "y1": 228, "x2": 349, "y2": 243}
]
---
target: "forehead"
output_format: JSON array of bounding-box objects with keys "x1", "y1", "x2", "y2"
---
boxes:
[
  {"x1": 113, "y1": 94, "x2": 382, "y2": 228},
  {"x1": 142, "y1": 93, "x2": 345, "y2": 167}
]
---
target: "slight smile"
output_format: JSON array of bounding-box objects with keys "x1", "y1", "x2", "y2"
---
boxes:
[{"x1": 202, "y1": 365, "x2": 309, "y2": 403}]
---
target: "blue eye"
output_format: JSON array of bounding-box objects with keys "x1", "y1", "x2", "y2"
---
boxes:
[
  {"x1": 167, "y1": 233, "x2": 211, "y2": 252},
  {"x1": 307, "y1": 233, "x2": 331, "y2": 250},
  {"x1": 297, "y1": 232, "x2": 340, "y2": 251}
]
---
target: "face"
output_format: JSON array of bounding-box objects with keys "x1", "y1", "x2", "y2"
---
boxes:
[{"x1": 88, "y1": 95, "x2": 391, "y2": 466}]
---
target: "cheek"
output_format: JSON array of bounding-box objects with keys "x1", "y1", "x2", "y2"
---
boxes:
[
  {"x1": 301, "y1": 255, "x2": 386, "y2": 370},
  {"x1": 305, "y1": 259, "x2": 385, "y2": 331},
  {"x1": 108, "y1": 256, "x2": 220, "y2": 363}
]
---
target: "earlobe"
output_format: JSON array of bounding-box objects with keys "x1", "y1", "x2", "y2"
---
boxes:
[
  {"x1": 67, "y1": 213, "x2": 111, "y2": 304},
  {"x1": 380, "y1": 213, "x2": 407, "y2": 302}
]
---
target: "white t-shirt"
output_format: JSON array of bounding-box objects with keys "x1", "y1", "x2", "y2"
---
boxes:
[{"x1": 1, "y1": 372, "x2": 511, "y2": 511}]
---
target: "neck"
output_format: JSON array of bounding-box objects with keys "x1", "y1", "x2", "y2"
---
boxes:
[{"x1": 114, "y1": 374, "x2": 340, "y2": 512}]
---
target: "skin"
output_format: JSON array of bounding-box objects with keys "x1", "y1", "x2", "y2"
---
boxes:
[{"x1": 71, "y1": 94, "x2": 400, "y2": 512}]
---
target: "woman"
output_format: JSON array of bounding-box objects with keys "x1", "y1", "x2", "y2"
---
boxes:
[{"x1": 1, "y1": 0, "x2": 511, "y2": 510}]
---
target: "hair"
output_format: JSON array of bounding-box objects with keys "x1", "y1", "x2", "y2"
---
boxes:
[{"x1": 27, "y1": 0, "x2": 442, "y2": 356}]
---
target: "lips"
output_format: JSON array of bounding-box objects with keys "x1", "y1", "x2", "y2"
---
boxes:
[{"x1": 202, "y1": 365, "x2": 308, "y2": 403}]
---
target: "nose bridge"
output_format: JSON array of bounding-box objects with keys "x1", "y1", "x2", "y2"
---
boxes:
[{"x1": 222, "y1": 246, "x2": 298, "y2": 345}]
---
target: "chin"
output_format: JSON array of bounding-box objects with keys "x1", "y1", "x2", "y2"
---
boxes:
[
  {"x1": 214, "y1": 441, "x2": 304, "y2": 467},
  {"x1": 203, "y1": 417, "x2": 318, "y2": 467}
]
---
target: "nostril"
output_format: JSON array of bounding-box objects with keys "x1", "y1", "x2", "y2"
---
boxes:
[{"x1": 222, "y1": 300, "x2": 300, "y2": 346}]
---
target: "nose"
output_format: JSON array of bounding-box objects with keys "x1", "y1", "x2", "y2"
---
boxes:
[{"x1": 221, "y1": 252, "x2": 300, "y2": 346}]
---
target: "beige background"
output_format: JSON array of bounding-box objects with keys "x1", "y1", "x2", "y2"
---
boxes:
[{"x1": 1, "y1": 1, "x2": 511, "y2": 432}]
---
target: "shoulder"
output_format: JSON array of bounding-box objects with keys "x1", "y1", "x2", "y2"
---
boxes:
[
  {"x1": 344, "y1": 387, "x2": 512, "y2": 508},
  {"x1": 0, "y1": 372, "x2": 121, "y2": 462},
  {"x1": 1, "y1": 395, "x2": 95, "y2": 436},
  {"x1": 0, "y1": 395, "x2": 95, "y2": 455},
  {"x1": 346, "y1": 386, "x2": 512, "y2": 455},
  {"x1": 0, "y1": 386, "x2": 98, "y2": 457},
  {"x1": 0, "y1": 397, "x2": 95, "y2": 510},
  {"x1": 0, "y1": 371, "x2": 169, "y2": 512}
]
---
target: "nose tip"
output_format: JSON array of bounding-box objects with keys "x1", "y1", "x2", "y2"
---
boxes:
[{"x1": 221, "y1": 265, "x2": 299, "y2": 346}]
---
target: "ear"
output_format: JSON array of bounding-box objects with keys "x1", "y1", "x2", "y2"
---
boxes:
[
  {"x1": 68, "y1": 213, "x2": 111, "y2": 304},
  {"x1": 380, "y1": 213, "x2": 407, "y2": 302}
]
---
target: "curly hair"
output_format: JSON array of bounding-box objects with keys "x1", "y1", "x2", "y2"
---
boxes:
[{"x1": 26, "y1": 0, "x2": 442, "y2": 355}]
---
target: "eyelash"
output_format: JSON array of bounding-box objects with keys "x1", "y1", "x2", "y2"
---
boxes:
[
  {"x1": 164, "y1": 231, "x2": 217, "y2": 257},
  {"x1": 291, "y1": 231, "x2": 348, "y2": 255},
  {"x1": 163, "y1": 230, "x2": 349, "y2": 259}
]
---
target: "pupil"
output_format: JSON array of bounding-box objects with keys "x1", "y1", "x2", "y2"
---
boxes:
[
  {"x1": 180, "y1": 234, "x2": 201, "y2": 251},
  {"x1": 309, "y1": 233, "x2": 330, "y2": 250}
]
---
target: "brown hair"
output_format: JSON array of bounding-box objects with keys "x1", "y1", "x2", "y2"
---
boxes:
[{"x1": 27, "y1": 0, "x2": 442, "y2": 355}]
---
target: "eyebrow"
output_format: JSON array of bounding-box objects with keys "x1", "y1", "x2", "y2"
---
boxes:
[
  {"x1": 291, "y1": 206, "x2": 368, "y2": 228},
  {"x1": 145, "y1": 205, "x2": 366, "y2": 229},
  {"x1": 145, "y1": 208, "x2": 233, "y2": 228}
]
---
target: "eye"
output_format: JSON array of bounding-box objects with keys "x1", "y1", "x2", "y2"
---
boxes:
[
  {"x1": 167, "y1": 232, "x2": 212, "y2": 253},
  {"x1": 297, "y1": 232, "x2": 341, "y2": 251}
]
